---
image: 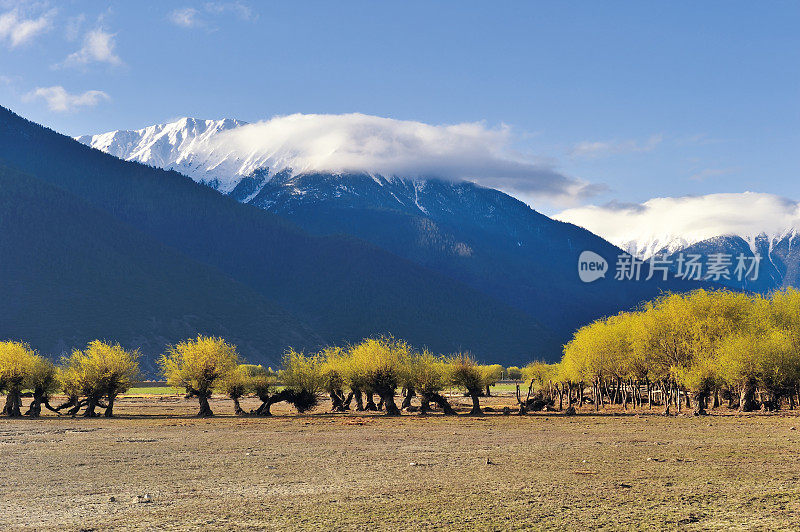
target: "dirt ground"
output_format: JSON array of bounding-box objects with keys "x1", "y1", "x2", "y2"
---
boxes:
[{"x1": 1, "y1": 393, "x2": 799, "y2": 531}]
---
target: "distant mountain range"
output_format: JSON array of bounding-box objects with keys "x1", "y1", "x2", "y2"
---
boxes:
[
  {"x1": 581, "y1": 228, "x2": 799, "y2": 293},
  {"x1": 78, "y1": 117, "x2": 707, "y2": 346},
  {"x1": 555, "y1": 192, "x2": 800, "y2": 292}
]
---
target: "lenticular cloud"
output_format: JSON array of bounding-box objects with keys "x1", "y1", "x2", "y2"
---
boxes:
[{"x1": 202, "y1": 113, "x2": 594, "y2": 199}]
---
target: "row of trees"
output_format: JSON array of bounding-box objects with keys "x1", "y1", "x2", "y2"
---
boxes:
[
  {"x1": 0, "y1": 335, "x2": 509, "y2": 418},
  {"x1": 163, "y1": 336, "x2": 507, "y2": 417},
  {"x1": 558, "y1": 289, "x2": 800, "y2": 415},
  {"x1": 5, "y1": 289, "x2": 800, "y2": 418},
  {"x1": 0, "y1": 340, "x2": 139, "y2": 417}
]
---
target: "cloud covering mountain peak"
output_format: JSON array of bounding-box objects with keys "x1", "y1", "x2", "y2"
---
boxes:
[
  {"x1": 78, "y1": 112, "x2": 597, "y2": 201},
  {"x1": 556, "y1": 192, "x2": 800, "y2": 258}
]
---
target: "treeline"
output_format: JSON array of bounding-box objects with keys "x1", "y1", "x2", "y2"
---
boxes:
[
  {"x1": 0, "y1": 336, "x2": 509, "y2": 418},
  {"x1": 4, "y1": 288, "x2": 800, "y2": 419},
  {"x1": 557, "y1": 288, "x2": 800, "y2": 414}
]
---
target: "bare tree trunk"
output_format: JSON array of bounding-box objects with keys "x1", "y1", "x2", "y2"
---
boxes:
[
  {"x1": 104, "y1": 394, "x2": 117, "y2": 417},
  {"x1": 230, "y1": 396, "x2": 245, "y2": 416},
  {"x1": 197, "y1": 394, "x2": 214, "y2": 417},
  {"x1": 426, "y1": 392, "x2": 457, "y2": 415},
  {"x1": 2, "y1": 390, "x2": 23, "y2": 417},
  {"x1": 662, "y1": 382, "x2": 672, "y2": 416},
  {"x1": 419, "y1": 395, "x2": 430, "y2": 415},
  {"x1": 739, "y1": 379, "x2": 757, "y2": 412},
  {"x1": 468, "y1": 392, "x2": 482, "y2": 415},
  {"x1": 401, "y1": 387, "x2": 415, "y2": 410},
  {"x1": 379, "y1": 391, "x2": 400, "y2": 416},
  {"x1": 83, "y1": 394, "x2": 102, "y2": 417},
  {"x1": 353, "y1": 390, "x2": 364, "y2": 411},
  {"x1": 25, "y1": 390, "x2": 43, "y2": 418},
  {"x1": 691, "y1": 390, "x2": 708, "y2": 415},
  {"x1": 364, "y1": 392, "x2": 378, "y2": 411}
]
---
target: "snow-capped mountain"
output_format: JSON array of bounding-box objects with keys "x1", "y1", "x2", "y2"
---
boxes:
[
  {"x1": 76, "y1": 117, "x2": 248, "y2": 192},
  {"x1": 555, "y1": 192, "x2": 800, "y2": 291},
  {"x1": 618, "y1": 230, "x2": 800, "y2": 261},
  {"x1": 585, "y1": 228, "x2": 800, "y2": 292}
]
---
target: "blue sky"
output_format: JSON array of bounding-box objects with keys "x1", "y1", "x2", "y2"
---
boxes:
[{"x1": 1, "y1": 0, "x2": 798, "y2": 215}]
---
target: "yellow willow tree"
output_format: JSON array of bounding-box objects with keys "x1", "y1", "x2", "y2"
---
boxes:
[
  {"x1": 673, "y1": 290, "x2": 751, "y2": 415},
  {"x1": 0, "y1": 341, "x2": 37, "y2": 417},
  {"x1": 629, "y1": 290, "x2": 751, "y2": 415},
  {"x1": 405, "y1": 350, "x2": 456, "y2": 415},
  {"x1": 59, "y1": 341, "x2": 140, "y2": 417},
  {"x1": 347, "y1": 337, "x2": 411, "y2": 416},
  {"x1": 716, "y1": 292, "x2": 800, "y2": 411},
  {"x1": 563, "y1": 314, "x2": 632, "y2": 410},
  {"x1": 449, "y1": 353, "x2": 489, "y2": 415},
  {"x1": 275, "y1": 349, "x2": 327, "y2": 414},
  {"x1": 765, "y1": 289, "x2": 800, "y2": 408},
  {"x1": 218, "y1": 364, "x2": 254, "y2": 415},
  {"x1": 160, "y1": 335, "x2": 239, "y2": 417},
  {"x1": 319, "y1": 346, "x2": 350, "y2": 411},
  {"x1": 24, "y1": 354, "x2": 59, "y2": 417},
  {"x1": 506, "y1": 366, "x2": 523, "y2": 383},
  {"x1": 481, "y1": 364, "x2": 504, "y2": 396}
]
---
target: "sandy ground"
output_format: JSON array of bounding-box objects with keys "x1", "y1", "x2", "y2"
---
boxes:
[{"x1": 1, "y1": 394, "x2": 800, "y2": 531}]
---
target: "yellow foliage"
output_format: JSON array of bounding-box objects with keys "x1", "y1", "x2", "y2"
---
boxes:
[
  {"x1": 0, "y1": 341, "x2": 37, "y2": 392},
  {"x1": 60, "y1": 340, "x2": 140, "y2": 398},
  {"x1": 159, "y1": 335, "x2": 238, "y2": 396}
]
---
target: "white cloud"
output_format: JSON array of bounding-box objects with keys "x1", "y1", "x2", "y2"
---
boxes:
[
  {"x1": 61, "y1": 28, "x2": 122, "y2": 67},
  {"x1": 570, "y1": 134, "x2": 663, "y2": 158},
  {"x1": 169, "y1": 7, "x2": 201, "y2": 28},
  {"x1": 169, "y1": 2, "x2": 256, "y2": 28},
  {"x1": 555, "y1": 192, "x2": 800, "y2": 257},
  {"x1": 0, "y1": 7, "x2": 55, "y2": 47},
  {"x1": 24, "y1": 85, "x2": 110, "y2": 112},
  {"x1": 199, "y1": 113, "x2": 597, "y2": 200}
]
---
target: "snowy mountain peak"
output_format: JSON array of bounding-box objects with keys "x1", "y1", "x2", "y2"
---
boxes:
[{"x1": 76, "y1": 117, "x2": 249, "y2": 191}]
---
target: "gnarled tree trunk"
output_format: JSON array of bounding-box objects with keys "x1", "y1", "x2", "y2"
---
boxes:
[
  {"x1": 739, "y1": 379, "x2": 757, "y2": 412},
  {"x1": 691, "y1": 390, "x2": 708, "y2": 416},
  {"x1": 197, "y1": 394, "x2": 214, "y2": 417},
  {"x1": 353, "y1": 390, "x2": 365, "y2": 411},
  {"x1": 377, "y1": 389, "x2": 400, "y2": 416},
  {"x1": 2, "y1": 390, "x2": 22, "y2": 417},
  {"x1": 425, "y1": 392, "x2": 456, "y2": 415},
  {"x1": 364, "y1": 392, "x2": 378, "y2": 411},
  {"x1": 400, "y1": 387, "x2": 415, "y2": 410},
  {"x1": 468, "y1": 391, "x2": 482, "y2": 415},
  {"x1": 104, "y1": 393, "x2": 117, "y2": 417}
]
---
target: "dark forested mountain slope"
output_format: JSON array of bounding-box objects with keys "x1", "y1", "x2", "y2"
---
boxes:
[
  {"x1": 0, "y1": 106, "x2": 555, "y2": 365},
  {"x1": 0, "y1": 164, "x2": 322, "y2": 374}
]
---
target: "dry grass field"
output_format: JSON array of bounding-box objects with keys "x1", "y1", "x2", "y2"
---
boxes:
[{"x1": 2, "y1": 393, "x2": 800, "y2": 531}]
